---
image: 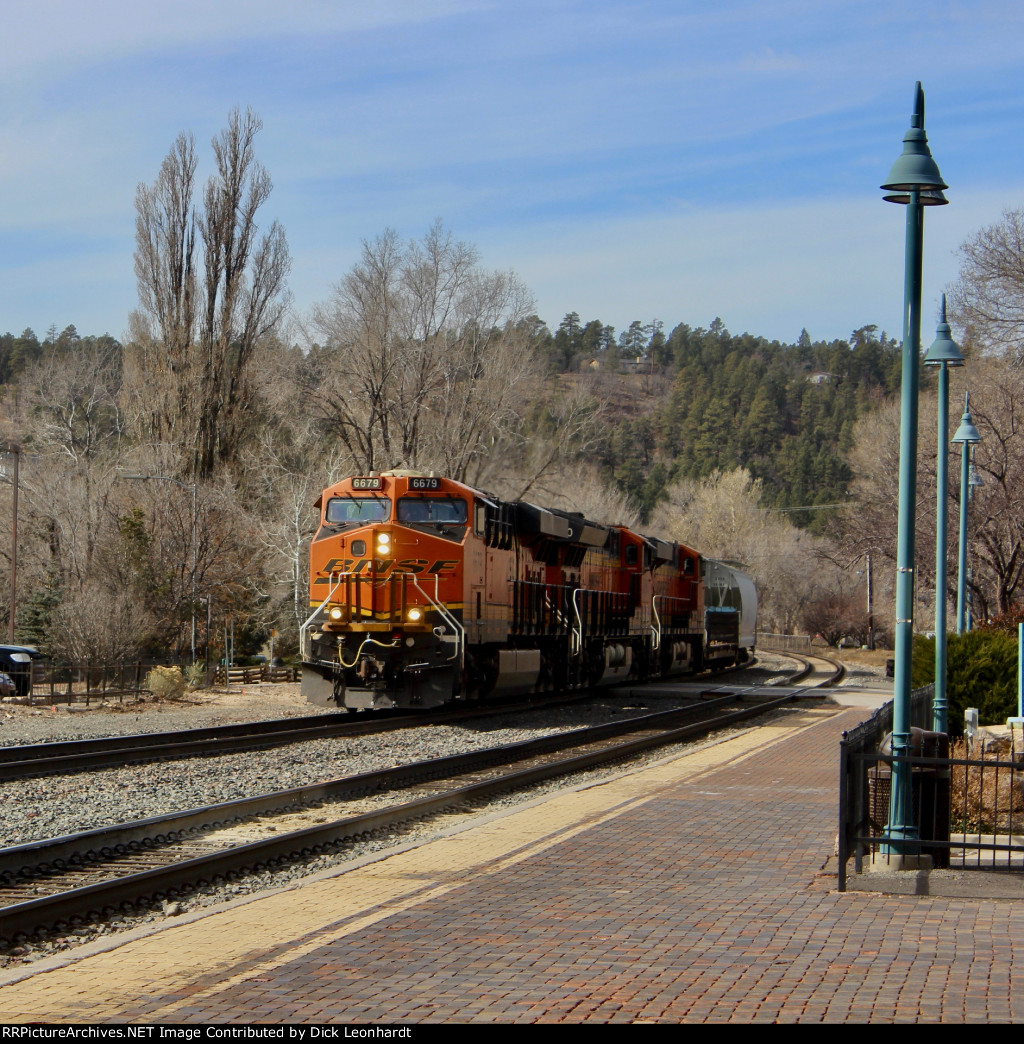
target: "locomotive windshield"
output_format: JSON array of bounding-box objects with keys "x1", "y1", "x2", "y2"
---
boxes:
[
  {"x1": 325, "y1": 497, "x2": 391, "y2": 524},
  {"x1": 397, "y1": 497, "x2": 467, "y2": 524}
]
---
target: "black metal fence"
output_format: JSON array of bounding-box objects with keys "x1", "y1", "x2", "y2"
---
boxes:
[
  {"x1": 1, "y1": 661, "x2": 299, "y2": 706},
  {"x1": 757, "y1": 632, "x2": 813, "y2": 653},
  {"x1": 6, "y1": 663, "x2": 154, "y2": 705},
  {"x1": 839, "y1": 684, "x2": 1024, "y2": 887}
]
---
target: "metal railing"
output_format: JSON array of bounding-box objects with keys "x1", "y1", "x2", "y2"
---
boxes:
[
  {"x1": 0, "y1": 661, "x2": 301, "y2": 706},
  {"x1": 757, "y1": 632, "x2": 813, "y2": 653},
  {"x1": 0, "y1": 663, "x2": 152, "y2": 705},
  {"x1": 838, "y1": 685, "x2": 1024, "y2": 887}
]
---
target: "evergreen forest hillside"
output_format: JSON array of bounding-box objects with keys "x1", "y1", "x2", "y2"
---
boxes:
[
  {"x1": 535, "y1": 314, "x2": 912, "y2": 529},
  {"x1": 0, "y1": 312, "x2": 987, "y2": 657}
]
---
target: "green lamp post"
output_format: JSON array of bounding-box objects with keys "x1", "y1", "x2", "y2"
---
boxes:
[
  {"x1": 881, "y1": 82, "x2": 948, "y2": 860},
  {"x1": 923, "y1": 296, "x2": 964, "y2": 735},
  {"x1": 952, "y1": 395, "x2": 982, "y2": 634},
  {"x1": 966, "y1": 464, "x2": 984, "y2": 629}
]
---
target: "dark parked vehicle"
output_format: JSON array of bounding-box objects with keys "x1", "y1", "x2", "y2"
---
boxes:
[{"x1": 0, "y1": 645, "x2": 41, "y2": 698}]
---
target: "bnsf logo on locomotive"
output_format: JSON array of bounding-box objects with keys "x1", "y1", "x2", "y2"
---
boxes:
[{"x1": 314, "y1": 558, "x2": 459, "y2": 580}]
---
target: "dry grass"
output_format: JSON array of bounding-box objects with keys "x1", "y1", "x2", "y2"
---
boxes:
[
  {"x1": 828, "y1": 647, "x2": 892, "y2": 670},
  {"x1": 951, "y1": 737, "x2": 1024, "y2": 834}
]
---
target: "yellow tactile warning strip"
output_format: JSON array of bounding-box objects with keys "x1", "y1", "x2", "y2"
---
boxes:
[{"x1": 0, "y1": 706, "x2": 841, "y2": 1022}]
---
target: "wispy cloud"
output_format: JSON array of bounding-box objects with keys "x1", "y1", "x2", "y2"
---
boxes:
[{"x1": 1, "y1": 1, "x2": 1023, "y2": 343}]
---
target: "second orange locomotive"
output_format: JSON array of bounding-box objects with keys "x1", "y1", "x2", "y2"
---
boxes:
[{"x1": 301, "y1": 471, "x2": 755, "y2": 710}]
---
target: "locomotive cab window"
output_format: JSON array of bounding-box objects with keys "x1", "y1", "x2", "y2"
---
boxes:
[
  {"x1": 397, "y1": 497, "x2": 468, "y2": 524},
  {"x1": 625, "y1": 543, "x2": 639, "y2": 566},
  {"x1": 325, "y1": 497, "x2": 391, "y2": 525}
]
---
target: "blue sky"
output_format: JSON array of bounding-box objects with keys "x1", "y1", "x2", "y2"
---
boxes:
[{"x1": 3, "y1": 0, "x2": 1023, "y2": 346}]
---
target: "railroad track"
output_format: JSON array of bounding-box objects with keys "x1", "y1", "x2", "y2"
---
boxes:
[
  {"x1": 0, "y1": 680, "x2": 824, "y2": 946},
  {"x1": 787, "y1": 652, "x2": 846, "y2": 687},
  {"x1": 0, "y1": 695, "x2": 592, "y2": 781},
  {"x1": 0, "y1": 657, "x2": 775, "y2": 781}
]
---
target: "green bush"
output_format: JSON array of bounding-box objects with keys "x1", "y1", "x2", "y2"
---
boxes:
[
  {"x1": 183, "y1": 662, "x2": 207, "y2": 690},
  {"x1": 912, "y1": 631, "x2": 1019, "y2": 727}
]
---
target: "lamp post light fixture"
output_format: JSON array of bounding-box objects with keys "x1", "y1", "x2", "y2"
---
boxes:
[
  {"x1": 880, "y1": 81, "x2": 948, "y2": 862},
  {"x1": 952, "y1": 395, "x2": 981, "y2": 635},
  {"x1": 923, "y1": 296, "x2": 964, "y2": 734},
  {"x1": 122, "y1": 473, "x2": 199, "y2": 663}
]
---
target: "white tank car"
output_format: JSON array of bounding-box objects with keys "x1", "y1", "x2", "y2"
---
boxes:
[{"x1": 703, "y1": 559, "x2": 758, "y2": 663}]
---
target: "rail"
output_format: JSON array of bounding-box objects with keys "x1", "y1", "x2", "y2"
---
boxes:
[{"x1": 0, "y1": 690, "x2": 804, "y2": 943}]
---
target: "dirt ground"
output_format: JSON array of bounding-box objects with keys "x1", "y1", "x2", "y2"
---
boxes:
[
  {"x1": 1, "y1": 646, "x2": 891, "y2": 722},
  {"x1": 0, "y1": 680, "x2": 313, "y2": 718},
  {"x1": 829, "y1": 647, "x2": 891, "y2": 671}
]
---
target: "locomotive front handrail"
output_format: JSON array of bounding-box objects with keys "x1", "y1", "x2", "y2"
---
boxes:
[
  {"x1": 410, "y1": 573, "x2": 464, "y2": 674},
  {"x1": 571, "y1": 587, "x2": 584, "y2": 658},
  {"x1": 651, "y1": 595, "x2": 664, "y2": 651},
  {"x1": 299, "y1": 573, "x2": 345, "y2": 660}
]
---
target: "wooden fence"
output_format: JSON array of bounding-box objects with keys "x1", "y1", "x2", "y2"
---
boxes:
[{"x1": 213, "y1": 665, "x2": 300, "y2": 685}]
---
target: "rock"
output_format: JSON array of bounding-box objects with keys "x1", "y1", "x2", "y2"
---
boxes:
[{"x1": 974, "y1": 727, "x2": 1015, "y2": 756}]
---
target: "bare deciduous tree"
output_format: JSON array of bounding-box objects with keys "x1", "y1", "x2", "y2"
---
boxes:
[
  {"x1": 15, "y1": 343, "x2": 128, "y2": 600},
  {"x1": 832, "y1": 356, "x2": 1024, "y2": 623},
  {"x1": 25, "y1": 340, "x2": 125, "y2": 465},
  {"x1": 517, "y1": 462, "x2": 640, "y2": 529},
  {"x1": 128, "y1": 108, "x2": 291, "y2": 479},
  {"x1": 650, "y1": 468, "x2": 836, "y2": 634},
  {"x1": 948, "y1": 208, "x2": 1024, "y2": 361},
  {"x1": 49, "y1": 586, "x2": 154, "y2": 664},
  {"x1": 303, "y1": 222, "x2": 539, "y2": 478},
  {"x1": 800, "y1": 591, "x2": 871, "y2": 648}
]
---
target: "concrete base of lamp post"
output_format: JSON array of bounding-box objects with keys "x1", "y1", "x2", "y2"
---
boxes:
[{"x1": 868, "y1": 852, "x2": 934, "y2": 872}]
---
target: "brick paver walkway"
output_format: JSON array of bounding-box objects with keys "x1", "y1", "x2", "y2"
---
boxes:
[{"x1": 3, "y1": 705, "x2": 1024, "y2": 1023}]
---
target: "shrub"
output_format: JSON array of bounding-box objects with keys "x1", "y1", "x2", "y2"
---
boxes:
[
  {"x1": 184, "y1": 662, "x2": 207, "y2": 690},
  {"x1": 981, "y1": 603, "x2": 1024, "y2": 635},
  {"x1": 145, "y1": 665, "x2": 187, "y2": 701},
  {"x1": 912, "y1": 630, "x2": 1019, "y2": 727}
]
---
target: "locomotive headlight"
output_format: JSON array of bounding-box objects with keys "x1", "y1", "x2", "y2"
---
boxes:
[
  {"x1": 328, "y1": 605, "x2": 344, "y2": 622},
  {"x1": 376, "y1": 531, "x2": 391, "y2": 554},
  {"x1": 407, "y1": 607, "x2": 423, "y2": 622}
]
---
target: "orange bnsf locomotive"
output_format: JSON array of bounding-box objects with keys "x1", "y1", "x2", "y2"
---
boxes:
[{"x1": 301, "y1": 471, "x2": 756, "y2": 710}]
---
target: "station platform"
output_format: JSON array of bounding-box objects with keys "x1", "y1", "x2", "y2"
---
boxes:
[{"x1": 2, "y1": 688, "x2": 1022, "y2": 1024}]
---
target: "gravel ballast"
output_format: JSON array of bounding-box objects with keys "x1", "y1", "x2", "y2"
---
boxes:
[{"x1": 0, "y1": 657, "x2": 818, "y2": 964}]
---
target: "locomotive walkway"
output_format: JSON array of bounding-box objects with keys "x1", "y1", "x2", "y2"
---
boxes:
[{"x1": 2, "y1": 686, "x2": 1022, "y2": 1023}]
